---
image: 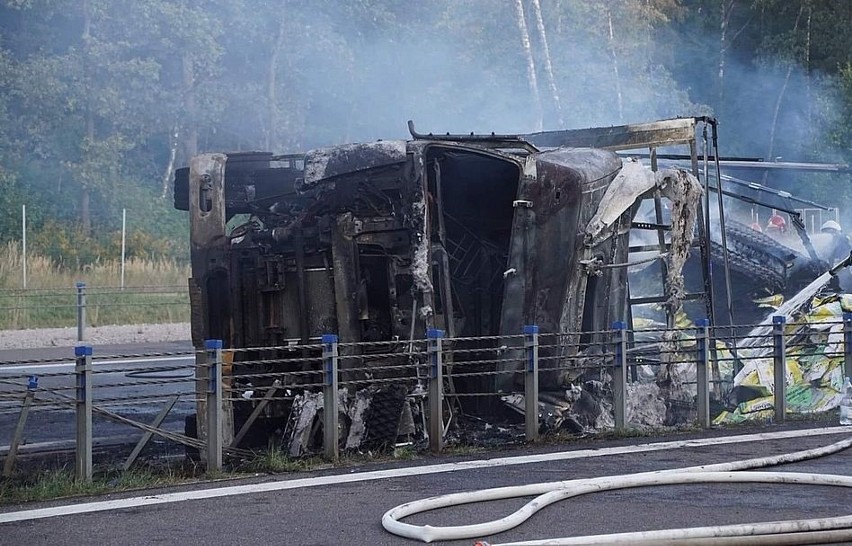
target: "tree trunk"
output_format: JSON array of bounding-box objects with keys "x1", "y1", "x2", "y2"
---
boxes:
[
  {"x1": 718, "y1": 0, "x2": 734, "y2": 108},
  {"x1": 804, "y1": 1, "x2": 812, "y2": 130},
  {"x1": 530, "y1": 0, "x2": 564, "y2": 127},
  {"x1": 80, "y1": 0, "x2": 93, "y2": 236},
  {"x1": 266, "y1": 3, "x2": 288, "y2": 151},
  {"x1": 514, "y1": 0, "x2": 543, "y2": 131},
  {"x1": 80, "y1": 184, "x2": 90, "y2": 237},
  {"x1": 766, "y1": 1, "x2": 805, "y2": 163},
  {"x1": 160, "y1": 124, "x2": 179, "y2": 199},
  {"x1": 718, "y1": 1, "x2": 754, "y2": 121},
  {"x1": 606, "y1": 8, "x2": 624, "y2": 123},
  {"x1": 182, "y1": 52, "x2": 199, "y2": 161}
]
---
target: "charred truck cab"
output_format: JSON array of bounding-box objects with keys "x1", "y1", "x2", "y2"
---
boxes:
[{"x1": 175, "y1": 118, "x2": 710, "y2": 449}]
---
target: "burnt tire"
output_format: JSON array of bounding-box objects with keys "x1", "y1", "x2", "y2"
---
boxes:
[
  {"x1": 363, "y1": 386, "x2": 407, "y2": 449},
  {"x1": 714, "y1": 220, "x2": 826, "y2": 293},
  {"x1": 711, "y1": 220, "x2": 790, "y2": 291}
]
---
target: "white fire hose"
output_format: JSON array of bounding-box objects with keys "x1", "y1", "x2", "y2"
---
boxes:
[{"x1": 381, "y1": 435, "x2": 852, "y2": 545}]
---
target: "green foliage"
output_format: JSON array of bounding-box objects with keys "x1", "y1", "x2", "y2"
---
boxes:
[
  {"x1": 826, "y1": 63, "x2": 852, "y2": 154},
  {"x1": 29, "y1": 218, "x2": 184, "y2": 268},
  {"x1": 392, "y1": 444, "x2": 418, "y2": 460}
]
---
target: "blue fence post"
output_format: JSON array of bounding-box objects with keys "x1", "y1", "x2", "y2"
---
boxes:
[
  {"x1": 772, "y1": 316, "x2": 787, "y2": 423},
  {"x1": 75, "y1": 345, "x2": 93, "y2": 482},
  {"x1": 427, "y1": 329, "x2": 444, "y2": 453},
  {"x1": 204, "y1": 339, "x2": 223, "y2": 472},
  {"x1": 523, "y1": 325, "x2": 539, "y2": 442},
  {"x1": 322, "y1": 334, "x2": 339, "y2": 461},
  {"x1": 612, "y1": 321, "x2": 627, "y2": 430},
  {"x1": 695, "y1": 318, "x2": 711, "y2": 428},
  {"x1": 844, "y1": 312, "x2": 852, "y2": 380},
  {"x1": 75, "y1": 281, "x2": 86, "y2": 342}
]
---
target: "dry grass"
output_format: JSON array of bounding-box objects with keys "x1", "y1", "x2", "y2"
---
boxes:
[
  {"x1": 0, "y1": 242, "x2": 189, "y2": 289},
  {"x1": 0, "y1": 242, "x2": 191, "y2": 329}
]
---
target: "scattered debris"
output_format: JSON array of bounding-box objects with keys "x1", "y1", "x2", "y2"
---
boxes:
[
  {"x1": 715, "y1": 294, "x2": 849, "y2": 423},
  {"x1": 282, "y1": 386, "x2": 427, "y2": 457},
  {"x1": 501, "y1": 381, "x2": 615, "y2": 434}
]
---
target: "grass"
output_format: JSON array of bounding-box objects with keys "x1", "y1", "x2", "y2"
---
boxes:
[
  {"x1": 0, "y1": 243, "x2": 190, "y2": 329},
  {"x1": 0, "y1": 465, "x2": 197, "y2": 505},
  {"x1": 2, "y1": 411, "x2": 839, "y2": 505},
  {"x1": 239, "y1": 447, "x2": 326, "y2": 474},
  {"x1": 444, "y1": 444, "x2": 487, "y2": 456},
  {"x1": 3, "y1": 447, "x2": 349, "y2": 505},
  {"x1": 392, "y1": 444, "x2": 418, "y2": 460}
]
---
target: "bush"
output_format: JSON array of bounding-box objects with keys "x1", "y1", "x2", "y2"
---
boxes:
[{"x1": 31, "y1": 220, "x2": 187, "y2": 270}]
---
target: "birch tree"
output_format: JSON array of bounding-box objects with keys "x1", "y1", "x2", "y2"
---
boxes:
[
  {"x1": 605, "y1": 6, "x2": 626, "y2": 123},
  {"x1": 514, "y1": 0, "x2": 544, "y2": 131},
  {"x1": 716, "y1": 0, "x2": 754, "y2": 123},
  {"x1": 765, "y1": 0, "x2": 805, "y2": 162},
  {"x1": 530, "y1": 0, "x2": 564, "y2": 127}
]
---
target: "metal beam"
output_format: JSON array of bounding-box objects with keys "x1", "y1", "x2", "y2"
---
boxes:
[
  {"x1": 525, "y1": 118, "x2": 699, "y2": 151},
  {"x1": 123, "y1": 395, "x2": 180, "y2": 471}
]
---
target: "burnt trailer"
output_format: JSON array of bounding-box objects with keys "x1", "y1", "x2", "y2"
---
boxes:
[{"x1": 174, "y1": 118, "x2": 711, "y2": 448}]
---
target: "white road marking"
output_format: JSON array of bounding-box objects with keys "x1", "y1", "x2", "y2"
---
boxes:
[
  {"x1": 0, "y1": 355, "x2": 194, "y2": 373},
  {"x1": 1, "y1": 426, "x2": 849, "y2": 524}
]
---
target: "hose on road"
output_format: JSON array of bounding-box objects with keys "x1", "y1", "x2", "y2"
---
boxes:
[{"x1": 381, "y1": 434, "x2": 852, "y2": 545}]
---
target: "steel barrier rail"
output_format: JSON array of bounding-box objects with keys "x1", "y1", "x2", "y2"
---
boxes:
[{"x1": 4, "y1": 315, "x2": 851, "y2": 481}]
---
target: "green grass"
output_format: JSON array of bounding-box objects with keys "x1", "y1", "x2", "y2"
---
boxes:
[
  {"x1": 392, "y1": 444, "x2": 418, "y2": 460},
  {"x1": 0, "y1": 465, "x2": 196, "y2": 505},
  {"x1": 238, "y1": 447, "x2": 326, "y2": 474}
]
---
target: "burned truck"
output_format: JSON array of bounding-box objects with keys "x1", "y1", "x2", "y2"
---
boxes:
[{"x1": 174, "y1": 118, "x2": 724, "y2": 449}]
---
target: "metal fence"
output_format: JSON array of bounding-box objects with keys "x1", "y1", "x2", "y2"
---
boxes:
[
  {"x1": 2, "y1": 315, "x2": 851, "y2": 482},
  {"x1": 0, "y1": 283, "x2": 190, "y2": 331},
  {"x1": 0, "y1": 346, "x2": 198, "y2": 480}
]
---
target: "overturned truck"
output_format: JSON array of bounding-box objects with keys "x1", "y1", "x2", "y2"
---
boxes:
[{"x1": 175, "y1": 118, "x2": 725, "y2": 450}]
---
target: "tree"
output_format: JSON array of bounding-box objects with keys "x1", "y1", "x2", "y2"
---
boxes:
[
  {"x1": 0, "y1": 0, "x2": 849, "y2": 263},
  {"x1": 515, "y1": 0, "x2": 544, "y2": 131},
  {"x1": 530, "y1": 0, "x2": 564, "y2": 127}
]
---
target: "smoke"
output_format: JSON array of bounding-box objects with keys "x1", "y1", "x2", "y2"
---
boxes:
[
  {"x1": 238, "y1": 1, "x2": 848, "y2": 190},
  {"x1": 207, "y1": 0, "x2": 709, "y2": 151},
  {"x1": 2, "y1": 0, "x2": 849, "y2": 240}
]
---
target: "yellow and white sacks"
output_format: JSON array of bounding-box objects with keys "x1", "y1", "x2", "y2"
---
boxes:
[{"x1": 714, "y1": 294, "x2": 851, "y2": 424}]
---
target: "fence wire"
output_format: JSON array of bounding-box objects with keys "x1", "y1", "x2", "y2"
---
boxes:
[{"x1": 3, "y1": 315, "x2": 850, "y2": 478}]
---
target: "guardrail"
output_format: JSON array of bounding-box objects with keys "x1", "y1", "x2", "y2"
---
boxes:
[
  {"x1": 1, "y1": 314, "x2": 850, "y2": 481},
  {"x1": 0, "y1": 283, "x2": 190, "y2": 331},
  {"x1": 0, "y1": 347, "x2": 198, "y2": 480}
]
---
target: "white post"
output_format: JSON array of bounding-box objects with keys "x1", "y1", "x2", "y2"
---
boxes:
[
  {"x1": 21, "y1": 204, "x2": 27, "y2": 289},
  {"x1": 120, "y1": 208, "x2": 126, "y2": 290}
]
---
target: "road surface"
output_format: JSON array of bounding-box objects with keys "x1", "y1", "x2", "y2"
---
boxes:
[{"x1": 1, "y1": 424, "x2": 851, "y2": 545}]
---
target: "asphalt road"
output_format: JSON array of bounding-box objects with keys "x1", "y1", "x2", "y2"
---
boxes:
[{"x1": 2, "y1": 425, "x2": 852, "y2": 545}]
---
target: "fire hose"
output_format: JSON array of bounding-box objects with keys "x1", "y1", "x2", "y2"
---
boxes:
[{"x1": 381, "y1": 434, "x2": 852, "y2": 545}]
